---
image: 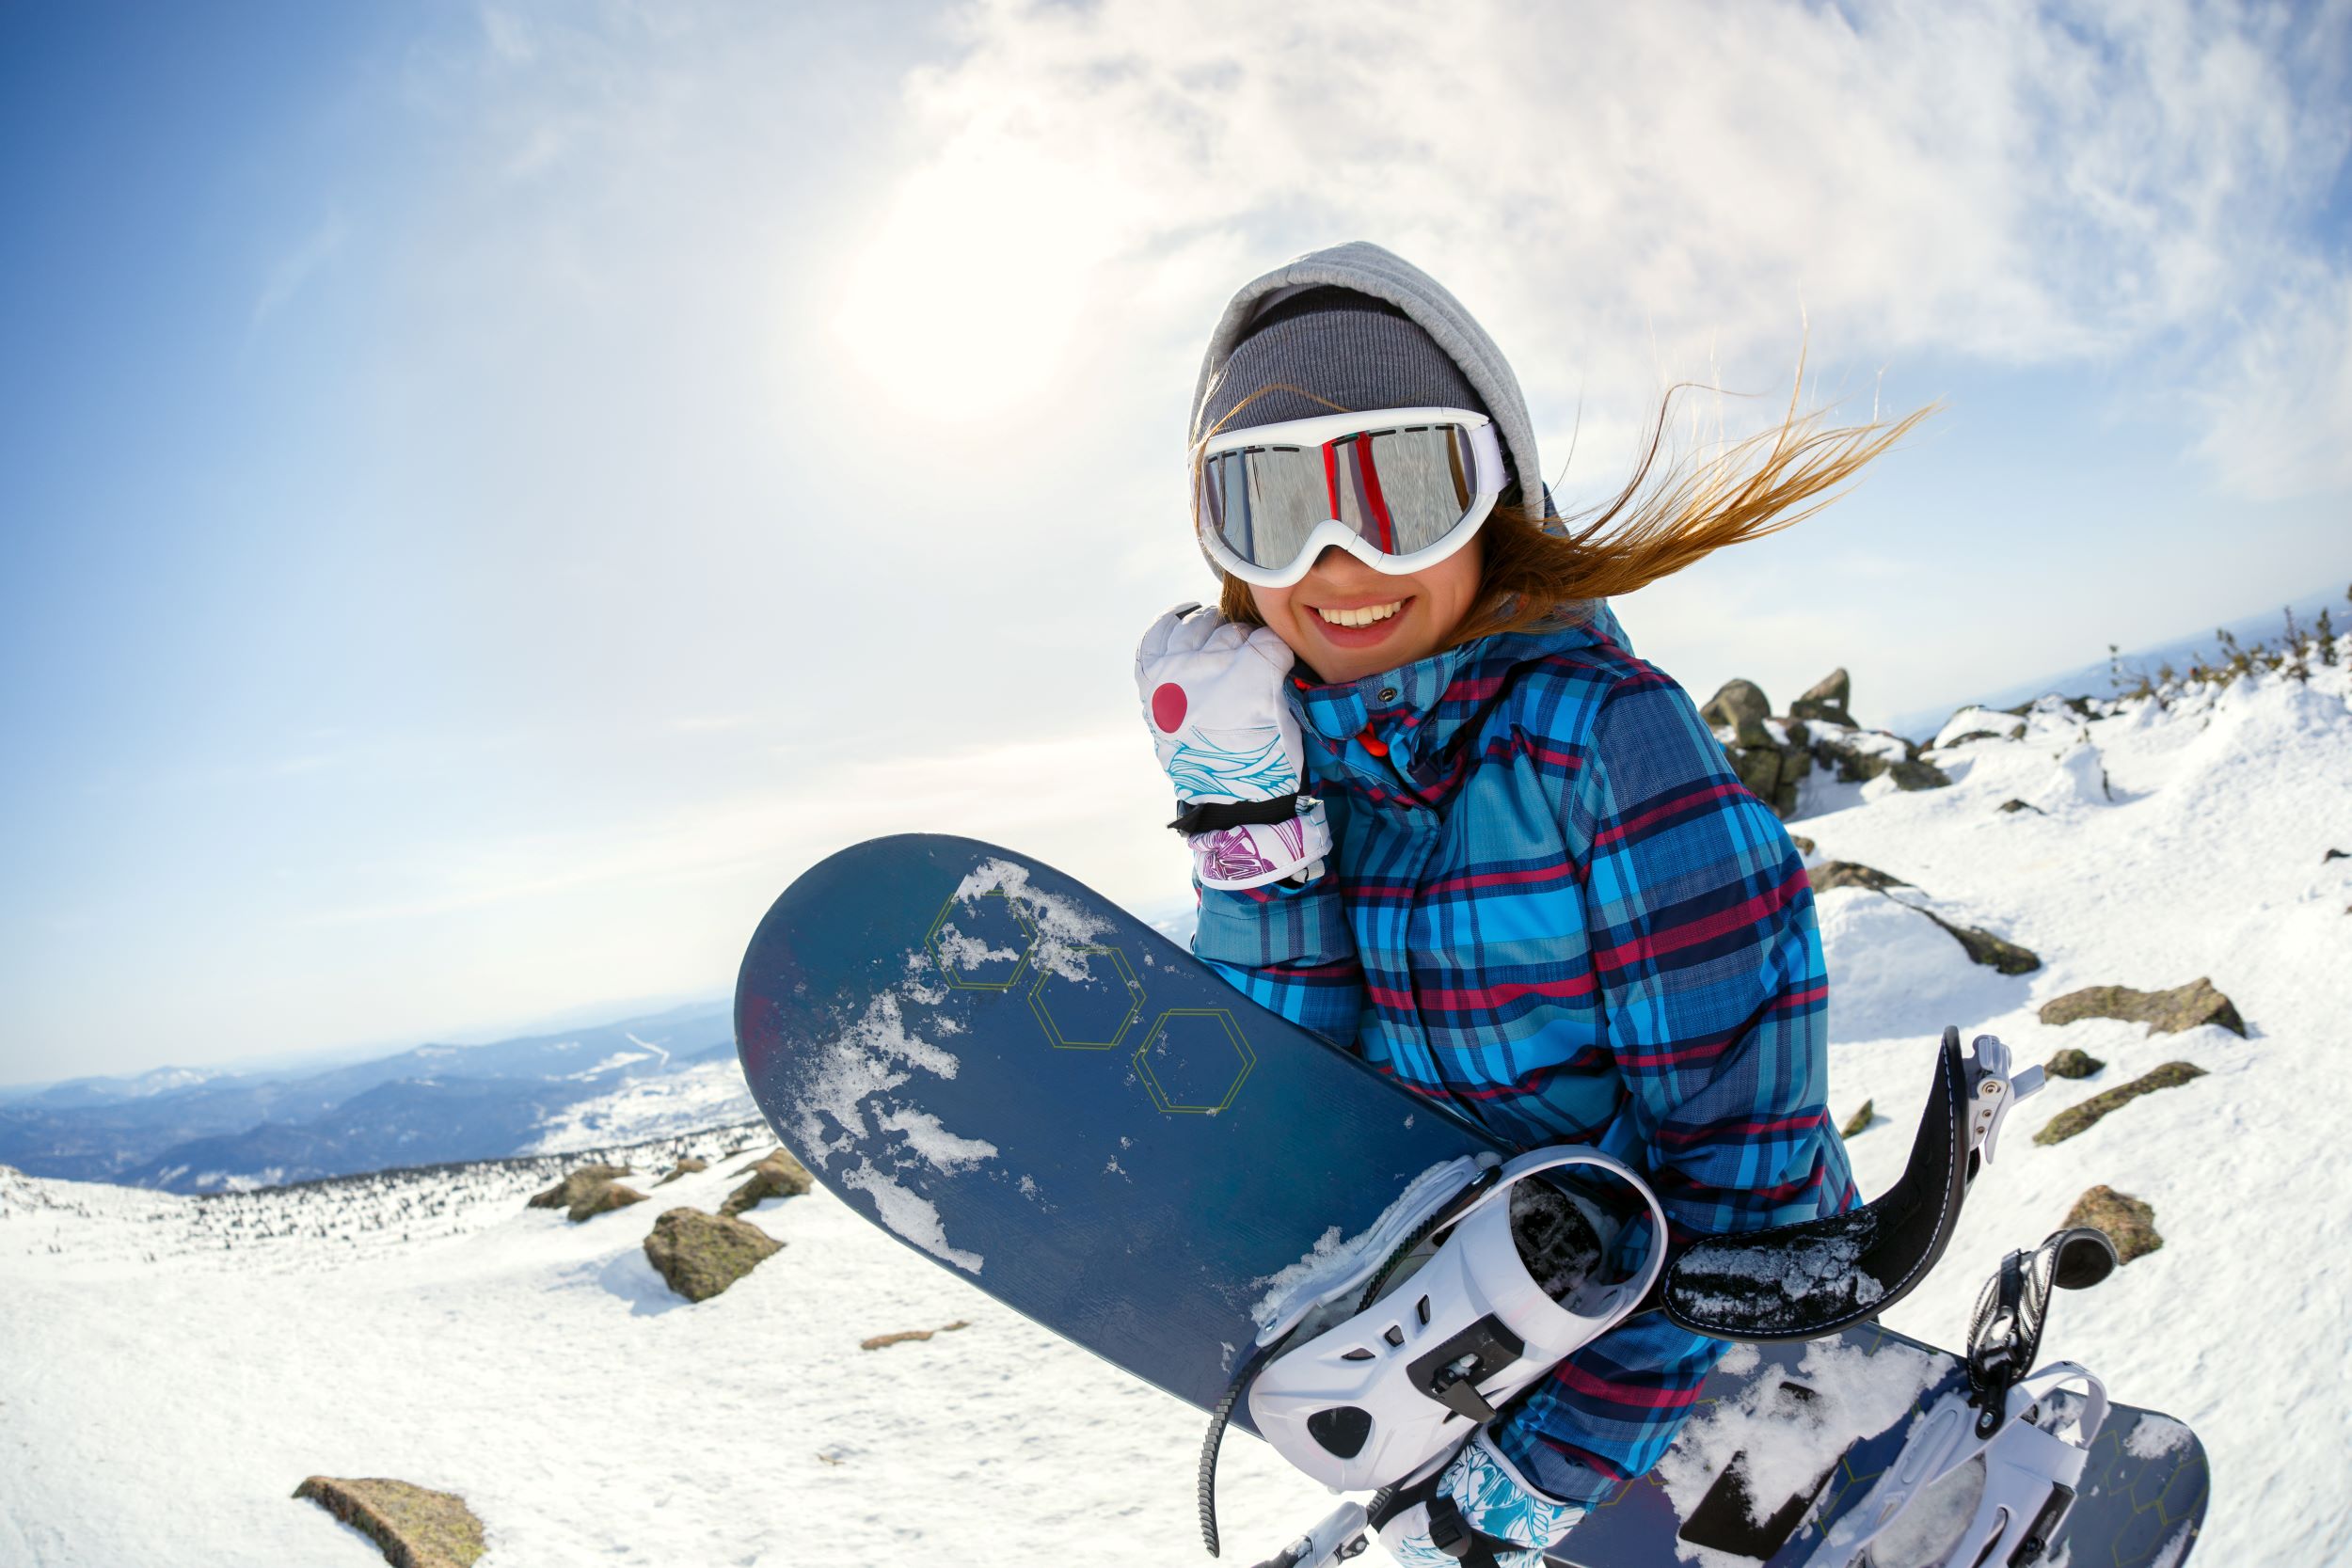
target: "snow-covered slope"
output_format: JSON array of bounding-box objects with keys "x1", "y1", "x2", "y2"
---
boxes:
[
  {"x1": 1815, "y1": 666, "x2": 2352, "y2": 1564},
  {"x1": 2, "y1": 665, "x2": 2346, "y2": 1566},
  {"x1": 0, "y1": 1132, "x2": 1335, "y2": 1567}
]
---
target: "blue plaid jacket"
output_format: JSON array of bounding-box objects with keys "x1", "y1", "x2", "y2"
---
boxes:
[{"x1": 1193, "y1": 606, "x2": 1855, "y2": 1503}]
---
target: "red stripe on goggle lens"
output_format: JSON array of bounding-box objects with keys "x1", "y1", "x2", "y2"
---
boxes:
[{"x1": 1201, "y1": 422, "x2": 1479, "y2": 570}]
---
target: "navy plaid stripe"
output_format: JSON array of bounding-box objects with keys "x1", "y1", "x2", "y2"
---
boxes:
[{"x1": 1189, "y1": 608, "x2": 1855, "y2": 1501}]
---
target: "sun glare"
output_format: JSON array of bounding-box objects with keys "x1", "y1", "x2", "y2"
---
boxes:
[{"x1": 831, "y1": 145, "x2": 1113, "y2": 427}]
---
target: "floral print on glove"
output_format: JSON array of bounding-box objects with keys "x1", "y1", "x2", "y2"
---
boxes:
[{"x1": 1377, "y1": 1432, "x2": 1587, "y2": 1568}]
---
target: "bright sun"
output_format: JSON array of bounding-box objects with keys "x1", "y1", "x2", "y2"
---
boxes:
[{"x1": 831, "y1": 144, "x2": 1114, "y2": 426}]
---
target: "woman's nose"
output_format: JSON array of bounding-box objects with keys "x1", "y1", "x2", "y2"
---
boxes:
[{"x1": 1311, "y1": 545, "x2": 1377, "y2": 582}]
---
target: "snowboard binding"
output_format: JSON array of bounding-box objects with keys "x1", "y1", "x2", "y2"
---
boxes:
[
  {"x1": 1247, "y1": 1147, "x2": 1670, "y2": 1492},
  {"x1": 1212, "y1": 1026, "x2": 2048, "y2": 1562},
  {"x1": 1804, "y1": 1229, "x2": 2121, "y2": 1568}
]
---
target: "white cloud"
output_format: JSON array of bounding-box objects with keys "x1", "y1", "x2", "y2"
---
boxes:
[
  {"x1": 865, "y1": 0, "x2": 2351, "y2": 495},
  {"x1": 2191, "y1": 261, "x2": 2352, "y2": 499}
]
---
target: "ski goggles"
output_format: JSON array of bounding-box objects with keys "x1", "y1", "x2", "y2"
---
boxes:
[{"x1": 1192, "y1": 407, "x2": 1508, "y2": 588}]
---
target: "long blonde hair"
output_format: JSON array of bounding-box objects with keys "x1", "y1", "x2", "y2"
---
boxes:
[{"x1": 1214, "y1": 372, "x2": 1932, "y2": 643}]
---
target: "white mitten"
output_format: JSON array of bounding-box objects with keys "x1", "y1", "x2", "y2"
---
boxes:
[{"x1": 1136, "y1": 604, "x2": 1331, "y2": 891}]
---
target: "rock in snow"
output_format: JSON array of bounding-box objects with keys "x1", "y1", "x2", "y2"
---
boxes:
[
  {"x1": 568, "y1": 1181, "x2": 647, "y2": 1222},
  {"x1": 1809, "y1": 860, "x2": 1915, "y2": 895},
  {"x1": 1701, "y1": 678, "x2": 1773, "y2": 746},
  {"x1": 2039, "y1": 977, "x2": 2249, "y2": 1037},
  {"x1": 1790, "y1": 667, "x2": 1852, "y2": 723},
  {"x1": 2045, "y1": 1047, "x2": 2106, "y2": 1080},
  {"x1": 293, "y1": 1475, "x2": 485, "y2": 1568},
  {"x1": 2065, "y1": 1186, "x2": 2164, "y2": 1264},
  {"x1": 1838, "y1": 1100, "x2": 1875, "y2": 1139},
  {"x1": 1917, "y1": 908, "x2": 2042, "y2": 974},
  {"x1": 526, "y1": 1164, "x2": 645, "y2": 1223},
  {"x1": 653, "y1": 1156, "x2": 708, "y2": 1186},
  {"x1": 860, "y1": 1320, "x2": 969, "y2": 1351},
  {"x1": 720, "y1": 1148, "x2": 814, "y2": 1217},
  {"x1": 644, "y1": 1207, "x2": 782, "y2": 1302},
  {"x1": 2035, "y1": 1062, "x2": 2210, "y2": 1146},
  {"x1": 526, "y1": 1164, "x2": 629, "y2": 1212}
]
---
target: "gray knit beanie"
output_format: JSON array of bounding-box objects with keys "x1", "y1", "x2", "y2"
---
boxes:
[
  {"x1": 1194, "y1": 288, "x2": 1498, "y2": 465},
  {"x1": 1192, "y1": 242, "x2": 1544, "y2": 514}
]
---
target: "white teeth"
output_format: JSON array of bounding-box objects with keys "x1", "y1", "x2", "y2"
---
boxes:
[{"x1": 1315, "y1": 600, "x2": 1404, "y2": 628}]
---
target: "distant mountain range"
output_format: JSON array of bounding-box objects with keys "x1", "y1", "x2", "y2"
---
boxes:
[
  {"x1": 1888, "y1": 579, "x2": 2349, "y2": 737},
  {"x1": 0, "y1": 1002, "x2": 736, "y2": 1194}
]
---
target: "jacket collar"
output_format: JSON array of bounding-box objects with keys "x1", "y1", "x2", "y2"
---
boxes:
[{"x1": 1289, "y1": 609, "x2": 1620, "y2": 784}]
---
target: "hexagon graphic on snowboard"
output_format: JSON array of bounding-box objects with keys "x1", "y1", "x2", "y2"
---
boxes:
[
  {"x1": 1028, "y1": 945, "x2": 1147, "y2": 1051},
  {"x1": 1133, "y1": 1008, "x2": 1255, "y2": 1115},
  {"x1": 925, "y1": 889, "x2": 1040, "y2": 990}
]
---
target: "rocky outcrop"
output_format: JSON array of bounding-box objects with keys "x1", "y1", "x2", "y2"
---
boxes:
[
  {"x1": 721, "y1": 1148, "x2": 814, "y2": 1217},
  {"x1": 1700, "y1": 679, "x2": 1773, "y2": 746},
  {"x1": 1811, "y1": 723, "x2": 1951, "y2": 792},
  {"x1": 644, "y1": 1207, "x2": 783, "y2": 1302},
  {"x1": 2034, "y1": 1062, "x2": 2207, "y2": 1146},
  {"x1": 1789, "y1": 833, "x2": 1817, "y2": 857},
  {"x1": 294, "y1": 1477, "x2": 485, "y2": 1568},
  {"x1": 2063, "y1": 1186, "x2": 2162, "y2": 1264},
  {"x1": 1931, "y1": 706, "x2": 2027, "y2": 748},
  {"x1": 861, "y1": 1321, "x2": 971, "y2": 1351},
  {"x1": 1700, "y1": 669, "x2": 1952, "y2": 818},
  {"x1": 2044, "y1": 1048, "x2": 2105, "y2": 1080},
  {"x1": 1700, "y1": 676, "x2": 1811, "y2": 818},
  {"x1": 527, "y1": 1164, "x2": 628, "y2": 1209},
  {"x1": 1789, "y1": 668, "x2": 1851, "y2": 724},
  {"x1": 1807, "y1": 863, "x2": 2039, "y2": 973},
  {"x1": 2038, "y1": 978, "x2": 2248, "y2": 1037},
  {"x1": 568, "y1": 1181, "x2": 646, "y2": 1222},
  {"x1": 1838, "y1": 1101, "x2": 1875, "y2": 1139},
  {"x1": 1809, "y1": 861, "x2": 1913, "y2": 895},
  {"x1": 527, "y1": 1165, "x2": 644, "y2": 1222},
  {"x1": 1919, "y1": 910, "x2": 2042, "y2": 974},
  {"x1": 654, "y1": 1157, "x2": 708, "y2": 1187}
]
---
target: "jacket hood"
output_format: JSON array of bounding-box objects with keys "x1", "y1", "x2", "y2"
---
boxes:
[{"x1": 1190, "y1": 241, "x2": 1544, "y2": 512}]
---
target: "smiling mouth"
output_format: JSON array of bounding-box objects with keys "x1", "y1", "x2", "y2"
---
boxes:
[{"x1": 1312, "y1": 599, "x2": 1406, "y2": 628}]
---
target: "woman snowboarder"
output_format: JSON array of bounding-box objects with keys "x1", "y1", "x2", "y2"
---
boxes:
[{"x1": 1136, "y1": 241, "x2": 1920, "y2": 1567}]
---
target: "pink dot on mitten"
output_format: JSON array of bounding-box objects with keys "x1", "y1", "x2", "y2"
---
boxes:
[{"x1": 1152, "y1": 682, "x2": 1188, "y2": 733}]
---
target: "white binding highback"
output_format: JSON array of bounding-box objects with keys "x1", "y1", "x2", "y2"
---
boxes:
[{"x1": 1248, "y1": 1147, "x2": 1669, "y2": 1492}]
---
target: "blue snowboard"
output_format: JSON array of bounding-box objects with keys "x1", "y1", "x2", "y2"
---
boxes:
[{"x1": 735, "y1": 834, "x2": 2206, "y2": 1567}]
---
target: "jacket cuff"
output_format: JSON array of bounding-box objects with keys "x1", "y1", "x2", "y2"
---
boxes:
[
  {"x1": 1485, "y1": 1418, "x2": 1621, "y2": 1508},
  {"x1": 1192, "y1": 870, "x2": 1353, "y2": 969}
]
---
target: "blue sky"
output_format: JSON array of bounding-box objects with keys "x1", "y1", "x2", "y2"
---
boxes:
[{"x1": 4, "y1": 1, "x2": 2347, "y2": 1086}]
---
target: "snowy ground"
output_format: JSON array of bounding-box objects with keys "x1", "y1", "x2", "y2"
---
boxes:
[
  {"x1": 3, "y1": 665, "x2": 2347, "y2": 1565},
  {"x1": 1814, "y1": 668, "x2": 2352, "y2": 1564}
]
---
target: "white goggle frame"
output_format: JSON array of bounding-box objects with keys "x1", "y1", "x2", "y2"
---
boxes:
[{"x1": 1191, "y1": 406, "x2": 1509, "y2": 589}]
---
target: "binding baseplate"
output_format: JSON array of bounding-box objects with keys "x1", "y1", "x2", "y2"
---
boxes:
[{"x1": 1805, "y1": 1227, "x2": 2120, "y2": 1567}]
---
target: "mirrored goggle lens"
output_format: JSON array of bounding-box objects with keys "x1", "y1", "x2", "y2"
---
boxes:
[{"x1": 1200, "y1": 422, "x2": 1483, "y2": 571}]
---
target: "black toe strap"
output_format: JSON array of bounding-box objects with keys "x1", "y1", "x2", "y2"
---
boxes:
[{"x1": 1367, "y1": 1477, "x2": 1518, "y2": 1567}]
